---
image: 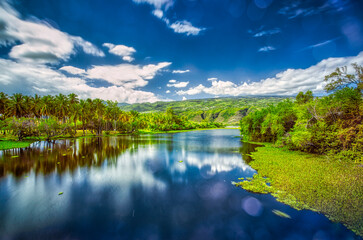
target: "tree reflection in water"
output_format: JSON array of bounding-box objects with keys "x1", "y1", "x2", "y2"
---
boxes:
[{"x1": 0, "y1": 136, "x2": 169, "y2": 178}]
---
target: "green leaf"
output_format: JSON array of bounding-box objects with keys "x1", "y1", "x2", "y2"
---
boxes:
[
  {"x1": 178, "y1": 160, "x2": 183, "y2": 163},
  {"x1": 11, "y1": 155, "x2": 19, "y2": 158},
  {"x1": 272, "y1": 209, "x2": 291, "y2": 219},
  {"x1": 58, "y1": 192, "x2": 63, "y2": 195}
]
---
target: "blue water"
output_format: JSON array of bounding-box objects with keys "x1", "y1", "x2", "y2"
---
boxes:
[{"x1": 0, "y1": 129, "x2": 359, "y2": 239}]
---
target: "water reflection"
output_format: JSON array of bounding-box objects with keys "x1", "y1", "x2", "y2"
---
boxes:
[{"x1": 0, "y1": 130, "x2": 358, "y2": 239}]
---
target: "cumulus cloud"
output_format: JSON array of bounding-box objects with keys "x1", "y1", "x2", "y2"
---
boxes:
[
  {"x1": 166, "y1": 90, "x2": 170, "y2": 93},
  {"x1": 167, "y1": 80, "x2": 189, "y2": 88},
  {"x1": 182, "y1": 96, "x2": 187, "y2": 101},
  {"x1": 258, "y1": 46, "x2": 276, "y2": 52},
  {"x1": 172, "y1": 69, "x2": 190, "y2": 74},
  {"x1": 0, "y1": 2, "x2": 104, "y2": 63},
  {"x1": 0, "y1": 59, "x2": 166, "y2": 103},
  {"x1": 103, "y1": 43, "x2": 136, "y2": 62},
  {"x1": 86, "y1": 62, "x2": 171, "y2": 88},
  {"x1": 177, "y1": 51, "x2": 363, "y2": 97},
  {"x1": 152, "y1": 9, "x2": 164, "y2": 19},
  {"x1": 59, "y1": 66, "x2": 86, "y2": 75},
  {"x1": 169, "y1": 20, "x2": 205, "y2": 36}
]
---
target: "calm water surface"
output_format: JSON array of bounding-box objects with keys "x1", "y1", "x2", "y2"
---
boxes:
[{"x1": 0, "y1": 129, "x2": 359, "y2": 239}]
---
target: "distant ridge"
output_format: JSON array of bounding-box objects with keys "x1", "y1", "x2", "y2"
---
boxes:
[{"x1": 120, "y1": 96, "x2": 290, "y2": 124}]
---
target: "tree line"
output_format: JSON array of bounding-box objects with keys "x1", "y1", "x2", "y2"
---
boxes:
[
  {"x1": 0, "y1": 93, "x2": 222, "y2": 141},
  {"x1": 240, "y1": 63, "x2": 363, "y2": 163}
]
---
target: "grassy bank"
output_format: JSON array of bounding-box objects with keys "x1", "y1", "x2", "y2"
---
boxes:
[
  {"x1": 0, "y1": 140, "x2": 33, "y2": 150},
  {"x1": 235, "y1": 144, "x2": 363, "y2": 236}
]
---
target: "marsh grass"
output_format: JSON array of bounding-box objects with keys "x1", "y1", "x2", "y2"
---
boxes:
[{"x1": 236, "y1": 144, "x2": 363, "y2": 236}]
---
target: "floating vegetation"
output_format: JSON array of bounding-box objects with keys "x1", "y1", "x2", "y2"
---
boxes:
[
  {"x1": 58, "y1": 192, "x2": 63, "y2": 195},
  {"x1": 62, "y1": 154, "x2": 67, "y2": 156},
  {"x1": 272, "y1": 209, "x2": 291, "y2": 219},
  {"x1": 234, "y1": 174, "x2": 274, "y2": 194},
  {"x1": 178, "y1": 160, "x2": 183, "y2": 163},
  {"x1": 11, "y1": 155, "x2": 20, "y2": 158},
  {"x1": 237, "y1": 145, "x2": 363, "y2": 236}
]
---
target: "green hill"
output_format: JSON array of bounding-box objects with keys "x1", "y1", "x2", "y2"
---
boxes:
[{"x1": 120, "y1": 96, "x2": 290, "y2": 125}]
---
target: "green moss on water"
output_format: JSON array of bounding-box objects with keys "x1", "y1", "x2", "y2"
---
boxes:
[
  {"x1": 235, "y1": 145, "x2": 363, "y2": 236},
  {"x1": 234, "y1": 174, "x2": 275, "y2": 194},
  {"x1": 0, "y1": 140, "x2": 32, "y2": 150}
]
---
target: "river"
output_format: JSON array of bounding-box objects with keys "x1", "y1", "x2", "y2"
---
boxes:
[{"x1": 0, "y1": 129, "x2": 357, "y2": 239}]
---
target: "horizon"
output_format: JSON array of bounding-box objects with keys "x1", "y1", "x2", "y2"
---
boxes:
[{"x1": 0, "y1": 0, "x2": 363, "y2": 103}]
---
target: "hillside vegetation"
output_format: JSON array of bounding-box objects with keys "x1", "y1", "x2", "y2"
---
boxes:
[
  {"x1": 240, "y1": 63, "x2": 363, "y2": 162},
  {"x1": 121, "y1": 97, "x2": 289, "y2": 125}
]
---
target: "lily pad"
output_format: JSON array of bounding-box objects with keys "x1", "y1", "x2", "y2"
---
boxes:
[
  {"x1": 272, "y1": 209, "x2": 291, "y2": 219},
  {"x1": 178, "y1": 160, "x2": 183, "y2": 163},
  {"x1": 11, "y1": 155, "x2": 19, "y2": 158},
  {"x1": 58, "y1": 192, "x2": 64, "y2": 195}
]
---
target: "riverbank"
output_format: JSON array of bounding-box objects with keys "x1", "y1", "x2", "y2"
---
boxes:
[
  {"x1": 0, "y1": 127, "x2": 225, "y2": 150},
  {"x1": 235, "y1": 144, "x2": 363, "y2": 237}
]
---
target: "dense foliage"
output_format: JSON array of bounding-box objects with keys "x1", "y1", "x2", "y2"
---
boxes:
[
  {"x1": 240, "y1": 64, "x2": 363, "y2": 163},
  {"x1": 0, "y1": 93, "x2": 222, "y2": 141},
  {"x1": 121, "y1": 96, "x2": 289, "y2": 124}
]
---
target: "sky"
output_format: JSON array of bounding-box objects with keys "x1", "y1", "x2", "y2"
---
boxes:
[{"x1": 0, "y1": 0, "x2": 363, "y2": 103}]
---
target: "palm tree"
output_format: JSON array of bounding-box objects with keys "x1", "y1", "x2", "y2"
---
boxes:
[
  {"x1": 68, "y1": 93, "x2": 80, "y2": 133},
  {"x1": 8, "y1": 93, "x2": 26, "y2": 118},
  {"x1": 40, "y1": 95, "x2": 54, "y2": 117},
  {"x1": 55, "y1": 94, "x2": 69, "y2": 123},
  {"x1": 32, "y1": 94, "x2": 42, "y2": 118},
  {"x1": 79, "y1": 99, "x2": 89, "y2": 135},
  {"x1": 0, "y1": 92, "x2": 9, "y2": 119},
  {"x1": 93, "y1": 98, "x2": 105, "y2": 135}
]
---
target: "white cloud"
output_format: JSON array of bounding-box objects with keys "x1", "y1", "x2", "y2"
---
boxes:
[
  {"x1": 59, "y1": 66, "x2": 86, "y2": 75},
  {"x1": 132, "y1": 0, "x2": 204, "y2": 36},
  {"x1": 0, "y1": 2, "x2": 104, "y2": 63},
  {"x1": 298, "y1": 37, "x2": 341, "y2": 52},
  {"x1": 169, "y1": 20, "x2": 205, "y2": 36},
  {"x1": 152, "y1": 9, "x2": 164, "y2": 19},
  {"x1": 103, "y1": 43, "x2": 136, "y2": 62},
  {"x1": 132, "y1": 0, "x2": 173, "y2": 9},
  {"x1": 0, "y1": 59, "x2": 165, "y2": 104},
  {"x1": 177, "y1": 84, "x2": 205, "y2": 95},
  {"x1": 172, "y1": 69, "x2": 190, "y2": 74},
  {"x1": 86, "y1": 62, "x2": 171, "y2": 88},
  {"x1": 207, "y1": 77, "x2": 218, "y2": 81},
  {"x1": 166, "y1": 90, "x2": 171, "y2": 93},
  {"x1": 182, "y1": 96, "x2": 187, "y2": 101},
  {"x1": 177, "y1": 51, "x2": 363, "y2": 97},
  {"x1": 167, "y1": 80, "x2": 189, "y2": 88},
  {"x1": 253, "y1": 28, "x2": 281, "y2": 37},
  {"x1": 258, "y1": 46, "x2": 276, "y2": 52}
]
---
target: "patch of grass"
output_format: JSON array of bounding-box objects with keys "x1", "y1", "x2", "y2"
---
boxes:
[
  {"x1": 235, "y1": 145, "x2": 363, "y2": 236},
  {"x1": 0, "y1": 140, "x2": 32, "y2": 150}
]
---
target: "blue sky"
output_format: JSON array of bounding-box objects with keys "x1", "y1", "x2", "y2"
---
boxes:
[{"x1": 0, "y1": 0, "x2": 363, "y2": 103}]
